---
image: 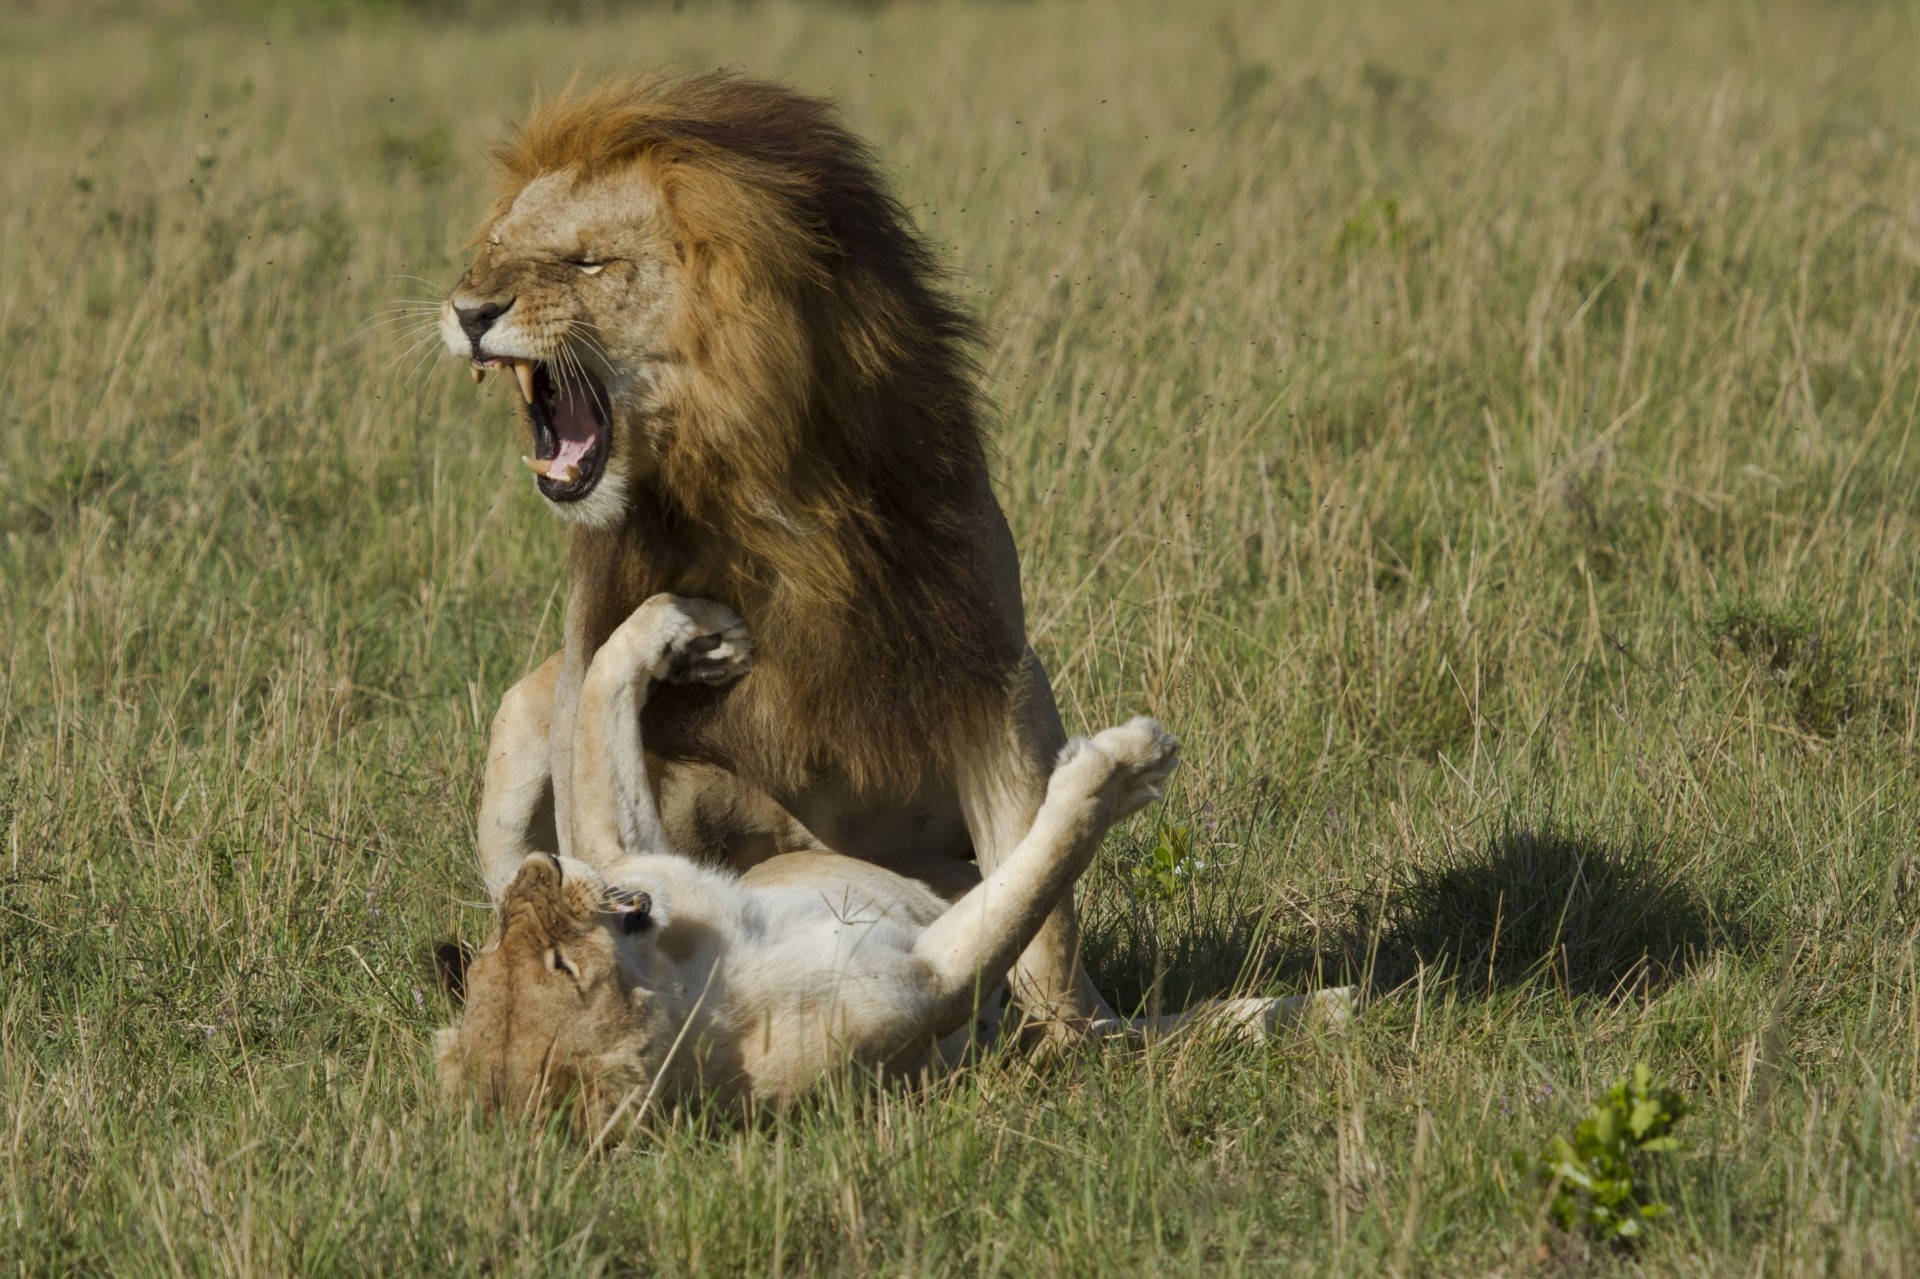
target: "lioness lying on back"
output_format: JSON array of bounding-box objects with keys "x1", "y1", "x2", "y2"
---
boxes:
[{"x1": 436, "y1": 594, "x2": 1185, "y2": 1123}]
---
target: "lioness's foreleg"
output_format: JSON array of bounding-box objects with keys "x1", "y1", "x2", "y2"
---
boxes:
[
  {"x1": 476, "y1": 652, "x2": 564, "y2": 899},
  {"x1": 568, "y1": 594, "x2": 752, "y2": 867},
  {"x1": 920, "y1": 718, "x2": 1178, "y2": 1035}
]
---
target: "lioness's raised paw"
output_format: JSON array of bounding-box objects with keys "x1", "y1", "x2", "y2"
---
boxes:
[
  {"x1": 655, "y1": 595, "x2": 753, "y2": 686},
  {"x1": 608, "y1": 594, "x2": 753, "y2": 686},
  {"x1": 1090, "y1": 717, "x2": 1180, "y2": 820},
  {"x1": 1053, "y1": 716, "x2": 1180, "y2": 822}
]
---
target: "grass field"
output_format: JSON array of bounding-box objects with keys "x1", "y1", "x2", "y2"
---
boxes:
[{"x1": 5, "y1": 0, "x2": 1920, "y2": 1272}]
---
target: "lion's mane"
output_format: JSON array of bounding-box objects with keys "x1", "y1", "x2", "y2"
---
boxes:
[{"x1": 490, "y1": 74, "x2": 1018, "y2": 798}]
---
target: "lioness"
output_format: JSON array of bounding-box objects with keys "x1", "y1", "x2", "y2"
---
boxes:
[
  {"x1": 435, "y1": 594, "x2": 1182, "y2": 1124},
  {"x1": 440, "y1": 73, "x2": 1125, "y2": 1032}
]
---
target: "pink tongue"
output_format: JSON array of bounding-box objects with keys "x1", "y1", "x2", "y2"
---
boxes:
[{"x1": 550, "y1": 379, "x2": 602, "y2": 469}]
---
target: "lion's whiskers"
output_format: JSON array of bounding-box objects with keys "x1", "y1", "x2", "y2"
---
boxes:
[
  {"x1": 349, "y1": 312, "x2": 444, "y2": 344},
  {"x1": 569, "y1": 324, "x2": 615, "y2": 369},
  {"x1": 383, "y1": 272, "x2": 454, "y2": 296},
  {"x1": 384, "y1": 324, "x2": 446, "y2": 373},
  {"x1": 389, "y1": 324, "x2": 458, "y2": 396}
]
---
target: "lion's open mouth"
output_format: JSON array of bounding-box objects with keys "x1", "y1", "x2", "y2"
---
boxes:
[{"x1": 474, "y1": 357, "x2": 611, "y2": 503}]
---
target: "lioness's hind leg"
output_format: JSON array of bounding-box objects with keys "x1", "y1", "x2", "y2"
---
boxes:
[
  {"x1": 913, "y1": 720, "x2": 1178, "y2": 1036},
  {"x1": 959, "y1": 647, "x2": 1135, "y2": 1037}
]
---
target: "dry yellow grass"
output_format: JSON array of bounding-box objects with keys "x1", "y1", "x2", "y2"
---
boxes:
[{"x1": 5, "y1": 1, "x2": 1920, "y2": 1273}]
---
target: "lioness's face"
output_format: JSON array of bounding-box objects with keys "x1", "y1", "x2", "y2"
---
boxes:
[
  {"x1": 435, "y1": 853, "x2": 671, "y2": 1128},
  {"x1": 441, "y1": 166, "x2": 680, "y2": 530}
]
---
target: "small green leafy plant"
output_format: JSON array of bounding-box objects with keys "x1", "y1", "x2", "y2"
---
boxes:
[
  {"x1": 1129, "y1": 826, "x2": 1196, "y2": 904},
  {"x1": 1521, "y1": 1064, "x2": 1688, "y2": 1243}
]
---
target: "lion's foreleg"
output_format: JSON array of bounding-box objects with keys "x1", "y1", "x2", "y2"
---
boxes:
[
  {"x1": 549, "y1": 594, "x2": 594, "y2": 863},
  {"x1": 476, "y1": 652, "x2": 564, "y2": 900},
  {"x1": 956, "y1": 648, "x2": 1122, "y2": 1032}
]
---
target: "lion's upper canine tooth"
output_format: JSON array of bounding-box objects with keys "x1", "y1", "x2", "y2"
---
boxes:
[
  {"x1": 513, "y1": 360, "x2": 536, "y2": 405},
  {"x1": 471, "y1": 365, "x2": 486, "y2": 384}
]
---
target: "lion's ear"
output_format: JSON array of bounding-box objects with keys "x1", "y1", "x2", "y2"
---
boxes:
[{"x1": 429, "y1": 940, "x2": 472, "y2": 1004}]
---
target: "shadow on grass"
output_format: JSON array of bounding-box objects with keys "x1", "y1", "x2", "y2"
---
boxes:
[
  {"x1": 1274, "y1": 824, "x2": 1738, "y2": 999},
  {"x1": 1086, "y1": 823, "x2": 1738, "y2": 1013}
]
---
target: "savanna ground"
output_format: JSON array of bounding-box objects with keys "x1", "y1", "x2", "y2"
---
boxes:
[{"x1": 4, "y1": 0, "x2": 1920, "y2": 1273}]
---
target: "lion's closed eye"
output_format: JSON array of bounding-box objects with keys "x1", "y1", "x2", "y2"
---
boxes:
[{"x1": 547, "y1": 949, "x2": 580, "y2": 979}]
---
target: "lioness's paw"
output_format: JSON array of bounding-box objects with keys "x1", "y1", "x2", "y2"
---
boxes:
[
  {"x1": 1092, "y1": 717, "x2": 1180, "y2": 820},
  {"x1": 1053, "y1": 717, "x2": 1180, "y2": 821},
  {"x1": 608, "y1": 594, "x2": 752, "y2": 685},
  {"x1": 1091, "y1": 716, "x2": 1179, "y2": 773},
  {"x1": 1202, "y1": 990, "x2": 1355, "y2": 1041},
  {"x1": 648, "y1": 594, "x2": 753, "y2": 686}
]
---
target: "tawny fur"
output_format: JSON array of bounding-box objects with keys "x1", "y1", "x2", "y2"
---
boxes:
[
  {"x1": 441, "y1": 72, "x2": 1119, "y2": 1032},
  {"x1": 452, "y1": 73, "x2": 1010, "y2": 799},
  {"x1": 436, "y1": 596, "x2": 1182, "y2": 1128}
]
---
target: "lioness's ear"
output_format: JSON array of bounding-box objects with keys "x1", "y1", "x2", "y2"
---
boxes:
[
  {"x1": 430, "y1": 940, "x2": 473, "y2": 1004},
  {"x1": 432, "y1": 1025, "x2": 465, "y2": 1094}
]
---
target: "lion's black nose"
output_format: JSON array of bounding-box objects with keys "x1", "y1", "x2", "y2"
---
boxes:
[{"x1": 455, "y1": 299, "x2": 513, "y2": 344}]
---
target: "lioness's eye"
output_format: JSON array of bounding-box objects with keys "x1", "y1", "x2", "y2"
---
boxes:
[
  {"x1": 547, "y1": 949, "x2": 579, "y2": 979},
  {"x1": 566, "y1": 257, "x2": 607, "y2": 275}
]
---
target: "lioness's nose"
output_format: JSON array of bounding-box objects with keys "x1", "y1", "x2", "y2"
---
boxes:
[{"x1": 455, "y1": 299, "x2": 513, "y2": 344}]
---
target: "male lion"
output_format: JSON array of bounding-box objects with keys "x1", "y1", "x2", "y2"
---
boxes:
[
  {"x1": 435, "y1": 594, "x2": 1188, "y2": 1125},
  {"x1": 437, "y1": 73, "x2": 1111, "y2": 1031}
]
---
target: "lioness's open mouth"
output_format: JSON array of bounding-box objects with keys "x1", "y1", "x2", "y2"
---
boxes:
[{"x1": 473, "y1": 357, "x2": 611, "y2": 503}]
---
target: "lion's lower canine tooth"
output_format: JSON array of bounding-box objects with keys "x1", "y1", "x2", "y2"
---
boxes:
[
  {"x1": 513, "y1": 360, "x2": 535, "y2": 404},
  {"x1": 520, "y1": 455, "x2": 549, "y2": 476},
  {"x1": 551, "y1": 463, "x2": 579, "y2": 485}
]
